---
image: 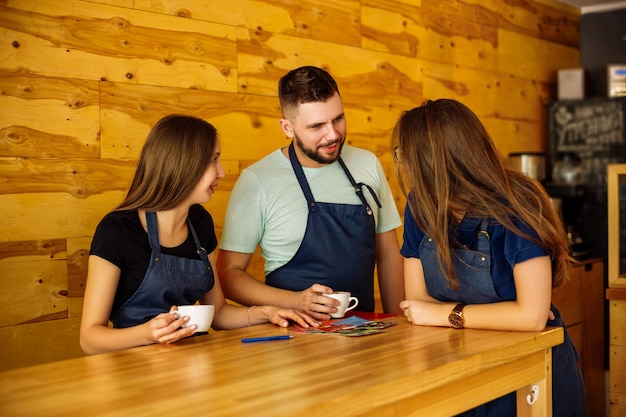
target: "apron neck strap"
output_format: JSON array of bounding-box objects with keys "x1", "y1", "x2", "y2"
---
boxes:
[
  {"x1": 145, "y1": 210, "x2": 208, "y2": 259},
  {"x1": 145, "y1": 211, "x2": 161, "y2": 254},
  {"x1": 337, "y1": 157, "x2": 382, "y2": 209},
  {"x1": 287, "y1": 142, "x2": 381, "y2": 210},
  {"x1": 288, "y1": 143, "x2": 316, "y2": 209}
]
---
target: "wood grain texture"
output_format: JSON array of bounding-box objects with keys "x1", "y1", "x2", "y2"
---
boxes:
[
  {"x1": 0, "y1": 321, "x2": 563, "y2": 416},
  {"x1": 609, "y1": 306, "x2": 626, "y2": 417},
  {"x1": 0, "y1": 239, "x2": 68, "y2": 327},
  {"x1": 0, "y1": 157, "x2": 136, "y2": 198},
  {"x1": 611, "y1": 344, "x2": 626, "y2": 401},
  {"x1": 136, "y1": 0, "x2": 363, "y2": 48},
  {"x1": 0, "y1": 0, "x2": 582, "y2": 370},
  {"x1": 0, "y1": 191, "x2": 124, "y2": 241},
  {"x1": 1, "y1": 0, "x2": 238, "y2": 90},
  {"x1": 99, "y1": 81, "x2": 284, "y2": 161},
  {"x1": 0, "y1": 75, "x2": 100, "y2": 158},
  {"x1": 609, "y1": 327, "x2": 626, "y2": 416},
  {"x1": 67, "y1": 236, "x2": 91, "y2": 299},
  {"x1": 0, "y1": 317, "x2": 83, "y2": 371},
  {"x1": 609, "y1": 298, "x2": 626, "y2": 356}
]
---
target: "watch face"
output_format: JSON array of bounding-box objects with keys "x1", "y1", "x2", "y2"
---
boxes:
[{"x1": 449, "y1": 313, "x2": 464, "y2": 329}]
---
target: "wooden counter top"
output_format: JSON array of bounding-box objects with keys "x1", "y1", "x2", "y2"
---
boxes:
[{"x1": 0, "y1": 318, "x2": 563, "y2": 417}]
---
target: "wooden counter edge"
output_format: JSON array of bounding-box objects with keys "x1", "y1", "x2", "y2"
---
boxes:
[{"x1": 606, "y1": 287, "x2": 626, "y2": 300}]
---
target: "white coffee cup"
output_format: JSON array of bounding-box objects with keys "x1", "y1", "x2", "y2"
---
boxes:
[
  {"x1": 172, "y1": 305, "x2": 214, "y2": 332},
  {"x1": 326, "y1": 291, "x2": 359, "y2": 318}
]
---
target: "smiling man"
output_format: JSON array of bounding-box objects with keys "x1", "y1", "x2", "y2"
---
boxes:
[{"x1": 217, "y1": 66, "x2": 404, "y2": 320}]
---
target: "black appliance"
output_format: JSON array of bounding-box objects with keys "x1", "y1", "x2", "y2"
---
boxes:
[{"x1": 546, "y1": 97, "x2": 626, "y2": 260}]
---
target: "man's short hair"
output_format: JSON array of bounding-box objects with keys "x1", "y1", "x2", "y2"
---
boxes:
[{"x1": 278, "y1": 66, "x2": 340, "y2": 118}]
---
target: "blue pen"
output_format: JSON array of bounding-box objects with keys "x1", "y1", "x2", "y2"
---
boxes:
[{"x1": 241, "y1": 335, "x2": 294, "y2": 343}]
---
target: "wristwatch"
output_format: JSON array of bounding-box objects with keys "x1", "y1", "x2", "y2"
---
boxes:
[{"x1": 448, "y1": 303, "x2": 466, "y2": 329}]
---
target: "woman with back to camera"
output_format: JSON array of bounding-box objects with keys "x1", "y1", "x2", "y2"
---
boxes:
[
  {"x1": 80, "y1": 115, "x2": 317, "y2": 355},
  {"x1": 392, "y1": 99, "x2": 585, "y2": 416}
]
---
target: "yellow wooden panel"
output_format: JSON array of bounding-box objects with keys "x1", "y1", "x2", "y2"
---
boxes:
[
  {"x1": 609, "y1": 300, "x2": 626, "y2": 417},
  {"x1": 610, "y1": 300, "x2": 626, "y2": 347},
  {"x1": 0, "y1": 74, "x2": 100, "y2": 158},
  {"x1": 491, "y1": 0, "x2": 580, "y2": 48},
  {"x1": 611, "y1": 345, "x2": 626, "y2": 394},
  {"x1": 344, "y1": 105, "x2": 407, "y2": 157},
  {"x1": 482, "y1": 118, "x2": 547, "y2": 158},
  {"x1": 0, "y1": 239, "x2": 66, "y2": 262},
  {"x1": 0, "y1": 191, "x2": 124, "y2": 242},
  {"x1": 67, "y1": 236, "x2": 91, "y2": 299},
  {"x1": 610, "y1": 392, "x2": 626, "y2": 417},
  {"x1": 361, "y1": 2, "x2": 421, "y2": 57},
  {"x1": 69, "y1": 296, "x2": 83, "y2": 319},
  {"x1": 99, "y1": 81, "x2": 284, "y2": 161},
  {"x1": 419, "y1": 60, "x2": 550, "y2": 123},
  {"x1": 0, "y1": 157, "x2": 136, "y2": 198},
  {"x1": 535, "y1": 0, "x2": 581, "y2": 14},
  {"x1": 0, "y1": 239, "x2": 68, "y2": 327},
  {"x1": 200, "y1": 189, "x2": 231, "y2": 231},
  {"x1": 236, "y1": 29, "x2": 423, "y2": 110},
  {"x1": 362, "y1": 2, "x2": 499, "y2": 74},
  {"x1": 136, "y1": 0, "x2": 362, "y2": 47},
  {"x1": 0, "y1": 317, "x2": 83, "y2": 371},
  {"x1": 90, "y1": 0, "x2": 133, "y2": 6},
  {"x1": 0, "y1": 0, "x2": 237, "y2": 91},
  {"x1": 498, "y1": 29, "x2": 580, "y2": 82}
]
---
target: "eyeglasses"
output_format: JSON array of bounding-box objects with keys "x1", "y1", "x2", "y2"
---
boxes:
[{"x1": 393, "y1": 146, "x2": 403, "y2": 163}]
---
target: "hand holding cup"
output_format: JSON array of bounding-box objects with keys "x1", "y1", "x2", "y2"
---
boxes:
[
  {"x1": 325, "y1": 292, "x2": 359, "y2": 318},
  {"x1": 171, "y1": 305, "x2": 214, "y2": 332}
]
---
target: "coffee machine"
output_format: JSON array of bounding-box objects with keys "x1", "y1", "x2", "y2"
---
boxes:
[
  {"x1": 545, "y1": 152, "x2": 589, "y2": 259},
  {"x1": 508, "y1": 151, "x2": 589, "y2": 259}
]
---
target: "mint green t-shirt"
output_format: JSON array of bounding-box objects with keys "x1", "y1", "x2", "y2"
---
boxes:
[{"x1": 220, "y1": 144, "x2": 402, "y2": 276}]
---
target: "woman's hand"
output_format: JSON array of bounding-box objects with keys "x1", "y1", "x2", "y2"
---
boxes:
[
  {"x1": 145, "y1": 307, "x2": 198, "y2": 344},
  {"x1": 259, "y1": 306, "x2": 320, "y2": 328},
  {"x1": 400, "y1": 299, "x2": 449, "y2": 327}
]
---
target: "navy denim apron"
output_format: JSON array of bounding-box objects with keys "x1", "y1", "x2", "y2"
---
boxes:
[
  {"x1": 266, "y1": 143, "x2": 379, "y2": 311},
  {"x1": 419, "y1": 219, "x2": 586, "y2": 417},
  {"x1": 110, "y1": 211, "x2": 215, "y2": 328}
]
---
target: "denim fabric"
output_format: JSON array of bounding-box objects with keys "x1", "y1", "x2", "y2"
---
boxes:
[
  {"x1": 266, "y1": 143, "x2": 377, "y2": 311},
  {"x1": 417, "y1": 220, "x2": 586, "y2": 417},
  {"x1": 111, "y1": 211, "x2": 214, "y2": 328}
]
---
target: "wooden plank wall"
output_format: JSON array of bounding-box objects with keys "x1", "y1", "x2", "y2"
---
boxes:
[{"x1": 0, "y1": 0, "x2": 580, "y2": 370}]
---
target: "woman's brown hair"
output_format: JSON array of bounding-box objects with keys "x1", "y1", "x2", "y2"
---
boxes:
[
  {"x1": 392, "y1": 99, "x2": 571, "y2": 289},
  {"x1": 116, "y1": 114, "x2": 218, "y2": 212}
]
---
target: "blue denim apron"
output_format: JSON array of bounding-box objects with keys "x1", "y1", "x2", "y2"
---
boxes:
[
  {"x1": 419, "y1": 219, "x2": 586, "y2": 417},
  {"x1": 266, "y1": 143, "x2": 379, "y2": 311},
  {"x1": 110, "y1": 211, "x2": 215, "y2": 328}
]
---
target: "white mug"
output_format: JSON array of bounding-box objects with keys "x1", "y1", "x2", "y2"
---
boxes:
[
  {"x1": 326, "y1": 291, "x2": 359, "y2": 318},
  {"x1": 172, "y1": 305, "x2": 214, "y2": 332}
]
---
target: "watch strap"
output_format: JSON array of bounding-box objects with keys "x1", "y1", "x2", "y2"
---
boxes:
[{"x1": 452, "y1": 303, "x2": 465, "y2": 314}]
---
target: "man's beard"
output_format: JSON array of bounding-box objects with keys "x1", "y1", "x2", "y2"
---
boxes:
[{"x1": 294, "y1": 134, "x2": 344, "y2": 165}]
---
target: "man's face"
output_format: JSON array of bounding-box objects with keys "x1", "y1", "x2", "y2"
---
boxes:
[{"x1": 280, "y1": 92, "x2": 346, "y2": 167}]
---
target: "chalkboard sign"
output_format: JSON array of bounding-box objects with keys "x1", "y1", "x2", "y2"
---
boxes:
[{"x1": 548, "y1": 97, "x2": 626, "y2": 201}]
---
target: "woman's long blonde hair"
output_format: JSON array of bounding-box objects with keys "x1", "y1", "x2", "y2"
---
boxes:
[
  {"x1": 116, "y1": 114, "x2": 218, "y2": 212},
  {"x1": 392, "y1": 99, "x2": 571, "y2": 289}
]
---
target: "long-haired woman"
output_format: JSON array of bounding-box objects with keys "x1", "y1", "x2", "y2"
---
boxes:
[
  {"x1": 80, "y1": 115, "x2": 316, "y2": 354},
  {"x1": 393, "y1": 99, "x2": 585, "y2": 416}
]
